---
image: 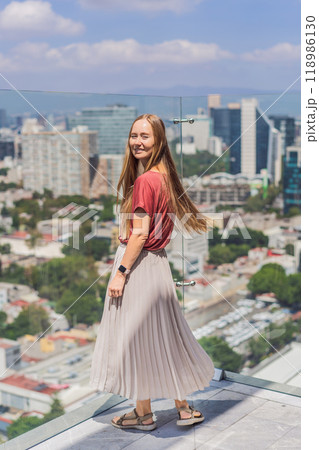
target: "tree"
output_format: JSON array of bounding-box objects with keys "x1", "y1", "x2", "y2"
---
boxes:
[
  {"x1": 247, "y1": 263, "x2": 286, "y2": 296},
  {"x1": 62, "y1": 227, "x2": 110, "y2": 261},
  {"x1": 1, "y1": 304, "x2": 51, "y2": 340},
  {"x1": 198, "y1": 335, "x2": 244, "y2": 372},
  {"x1": 30, "y1": 254, "x2": 98, "y2": 300},
  {"x1": 56, "y1": 283, "x2": 103, "y2": 326},
  {"x1": 1, "y1": 206, "x2": 10, "y2": 217},
  {"x1": 244, "y1": 185, "x2": 282, "y2": 213},
  {"x1": 248, "y1": 263, "x2": 301, "y2": 310},
  {"x1": 0, "y1": 263, "x2": 28, "y2": 284},
  {"x1": 175, "y1": 150, "x2": 229, "y2": 178},
  {"x1": 98, "y1": 195, "x2": 116, "y2": 221},
  {"x1": 0, "y1": 311, "x2": 7, "y2": 332},
  {"x1": 248, "y1": 229, "x2": 269, "y2": 248},
  {"x1": 244, "y1": 193, "x2": 265, "y2": 212},
  {"x1": 6, "y1": 394, "x2": 65, "y2": 438},
  {"x1": 6, "y1": 416, "x2": 43, "y2": 439},
  {"x1": 0, "y1": 181, "x2": 18, "y2": 191},
  {"x1": 248, "y1": 336, "x2": 269, "y2": 365},
  {"x1": 0, "y1": 243, "x2": 11, "y2": 254},
  {"x1": 278, "y1": 273, "x2": 301, "y2": 309},
  {"x1": 285, "y1": 243, "x2": 295, "y2": 256},
  {"x1": 286, "y1": 207, "x2": 301, "y2": 217},
  {"x1": 12, "y1": 211, "x2": 20, "y2": 229},
  {"x1": 209, "y1": 227, "x2": 268, "y2": 251},
  {"x1": 209, "y1": 244, "x2": 234, "y2": 265},
  {"x1": 42, "y1": 396, "x2": 65, "y2": 423},
  {"x1": 26, "y1": 230, "x2": 43, "y2": 249},
  {"x1": 248, "y1": 319, "x2": 301, "y2": 367},
  {"x1": 208, "y1": 243, "x2": 250, "y2": 265},
  {"x1": 43, "y1": 188, "x2": 54, "y2": 199}
]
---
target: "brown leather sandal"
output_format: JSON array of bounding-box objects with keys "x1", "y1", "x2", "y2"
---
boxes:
[
  {"x1": 176, "y1": 405, "x2": 205, "y2": 426},
  {"x1": 111, "y1": 407, "x2": 157, "y2": 431}
]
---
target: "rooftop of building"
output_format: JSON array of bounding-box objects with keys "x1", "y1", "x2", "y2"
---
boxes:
[
  {"x1": 0, "y1": 374, "x2": 59, "y2": 396},
  {"x1": 2, "y1": 372, "x2": 301, "y2": 450}
]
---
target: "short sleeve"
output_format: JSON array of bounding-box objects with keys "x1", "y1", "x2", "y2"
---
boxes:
[{"x1": 132, "y1": 176, "x2": 154, "y2": 217}]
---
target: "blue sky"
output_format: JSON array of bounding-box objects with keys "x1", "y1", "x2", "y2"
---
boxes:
[{"x1": 0, "y1": 0, "x2": 300, "y2": 94}]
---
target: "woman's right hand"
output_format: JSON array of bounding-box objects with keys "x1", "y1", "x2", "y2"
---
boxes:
[{"x1": 108, "y1": 273, "x2": 126, "y2": 298}]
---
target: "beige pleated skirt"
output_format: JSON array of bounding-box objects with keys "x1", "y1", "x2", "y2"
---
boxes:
[{"x1": 89, "y1": 242, "x2": 215, "y2": 401}]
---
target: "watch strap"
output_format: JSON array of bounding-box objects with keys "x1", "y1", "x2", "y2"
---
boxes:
[{"x1": 118, "y1": 264, "x2": 130, "y2": 275}]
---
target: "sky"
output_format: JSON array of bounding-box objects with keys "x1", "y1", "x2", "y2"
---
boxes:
[{"x1": 0, "y1": 0, "x2": 301, "y2": 95}]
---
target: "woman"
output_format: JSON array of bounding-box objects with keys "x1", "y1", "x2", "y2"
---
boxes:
[{"x1": 89, "y1": 114, "x2": 215, "y2": 431}]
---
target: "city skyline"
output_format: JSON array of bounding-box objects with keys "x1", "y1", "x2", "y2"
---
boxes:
[{"x1": 0, "y1": 0, "x2": 301, "y2": 94}]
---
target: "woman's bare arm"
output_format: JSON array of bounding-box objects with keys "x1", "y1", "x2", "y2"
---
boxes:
[
  {"x1": 107, "y1": 207, "x2": 151, "y2": 297},
  {"x1": 117, "y1": 207, "x2": 151, "y2": 273}
]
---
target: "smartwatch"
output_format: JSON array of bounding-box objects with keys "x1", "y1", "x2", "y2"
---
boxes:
[{"x1": 118, "y1": 264, "x2": 131, "y2": 275}]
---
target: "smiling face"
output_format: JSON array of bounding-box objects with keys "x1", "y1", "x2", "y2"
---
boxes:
[{"x1": 130, "y1": 119, "x2": 155, "y2": 167}]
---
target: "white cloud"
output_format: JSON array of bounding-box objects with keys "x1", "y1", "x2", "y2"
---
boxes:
[
  {"x1": 78, "y1": 0, "x2": 204, "y2": 13},
  {"x1": 241, "y1": 43, "x2": 300, "y2": 62},
  {"x1": 0, "y1": 39, "x2": 234, "y2": 72},
  {"x1": 0, "y1": 39, "x2": 301, "y2": 81},
  {"x1": 0, "y1": 0, "x2": 85, "y2": 38}
]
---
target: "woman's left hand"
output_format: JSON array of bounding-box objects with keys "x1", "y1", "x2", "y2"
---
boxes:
[{"x1": 108, "y1": 273, "x2": 126, "y2": 298}]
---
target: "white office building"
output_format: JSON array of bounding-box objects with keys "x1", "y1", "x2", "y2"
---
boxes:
[
  {"x1": 241, "y1": 98, "x2": 274, "y2": 179},
  {"x1": 22, "y1": 129, "x2": 98, "y2": 198},
  {"x1": 241, "y1": 98, "x2": 258, "y2": 178},
  {"x1": 166, "y1": 228, "x2": 209, "y2": 277},
  {"x1": 269, "y1": 127, "x2": 283, "y2": 186},
  {"x1": 180, "y1": 113, "x2": 213, "y2": 152},
  {"x1": 208, "y1": 136, "x2": 223, "y2": 157}
]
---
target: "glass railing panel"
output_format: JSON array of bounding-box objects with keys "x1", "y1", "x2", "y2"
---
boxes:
[
  {"x1": 179, "y1": 91, "x2": 301, "y2": 389},
  {"x1": 0, "y1": 89, "x2": 185, "y2": 443},
  {"x1": 0, "y1": 87, "x2": 301, "y2": 445}
]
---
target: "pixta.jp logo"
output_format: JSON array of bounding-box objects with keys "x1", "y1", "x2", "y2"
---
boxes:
[{"x1": 52, "y1": 203, "x2": 99, "y2": 249}]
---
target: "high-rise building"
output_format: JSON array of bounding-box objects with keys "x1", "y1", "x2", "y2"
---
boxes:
[
  {"x1": 90, "y1": 154, "x2": 125, "y2": 199},
  {"x1": 22, "y1": 129, "x2": 98, "y2": 198},
  {"x1": 268, "y1": 115, "x2": 295, "y2": 151},
  {"x1": 180, "y1": 112, "x2": 212, "y2": 151},
  {"x1": 241, "y1": 98, "x2": 273, "y2": 178},
  {"x1": 209, "y1": 96, "x2": 276, "y2": 181},
  {"x1": 67, "y1": 105, "x2": 137, "y2": 155},
  {"x1": 207, "y1": 94, "x2": 221, "y2": 109},
  {"x1": 269, "y1": 128, "x2": 283, "y2": 186},
  {"x1": 0, "y1": 109, "x2": 7, "y2": 128},
  {"x1": 0, "y1": 137, "x2": 14, "y2": 160},
  {"x1": 208, "y1": 136, "x2": 223, "y2": 157},
  {"x1": 283, "y1": 144, "x2": 301, "y2": 214},
  {"x1": 208, "y1": 102, "x2": 241, "y2": 174}
]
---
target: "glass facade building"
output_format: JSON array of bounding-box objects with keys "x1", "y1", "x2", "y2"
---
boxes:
[
  {"x1": 209, "y1": 107, "x2": 241, "y2": 174},
  {"x1": 256, "y1": 109, "x2": 271, "y2": 174},
  {"x1": 283, "y1": 145, "x2": 301, "y2": 214},
  {"x1": 67, "y1": 105, "x2": 137, "y2": 155},
  {"x1": 210, "y1": 99, "x2": 273, "y2": 178},
  {"x1": 269, "y1": 115, "x2": 296, "y2": 151}
]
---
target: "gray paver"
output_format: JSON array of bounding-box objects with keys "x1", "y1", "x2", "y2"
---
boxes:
[
  {"x1": 197, "y1": 415, "x2": 292, "y2": 450},
  {"x1": 29, "y1": 381, "x2": 301, "y2": 450}
]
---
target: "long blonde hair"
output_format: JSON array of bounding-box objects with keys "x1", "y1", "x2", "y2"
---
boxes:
[{"x1": 116, "y1": 114, "x2": 214, "y2": 238}]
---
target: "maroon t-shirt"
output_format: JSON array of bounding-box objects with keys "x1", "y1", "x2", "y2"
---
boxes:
[{"x1": 118, "y1": 171, "x2": 174, "y2": 251}]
